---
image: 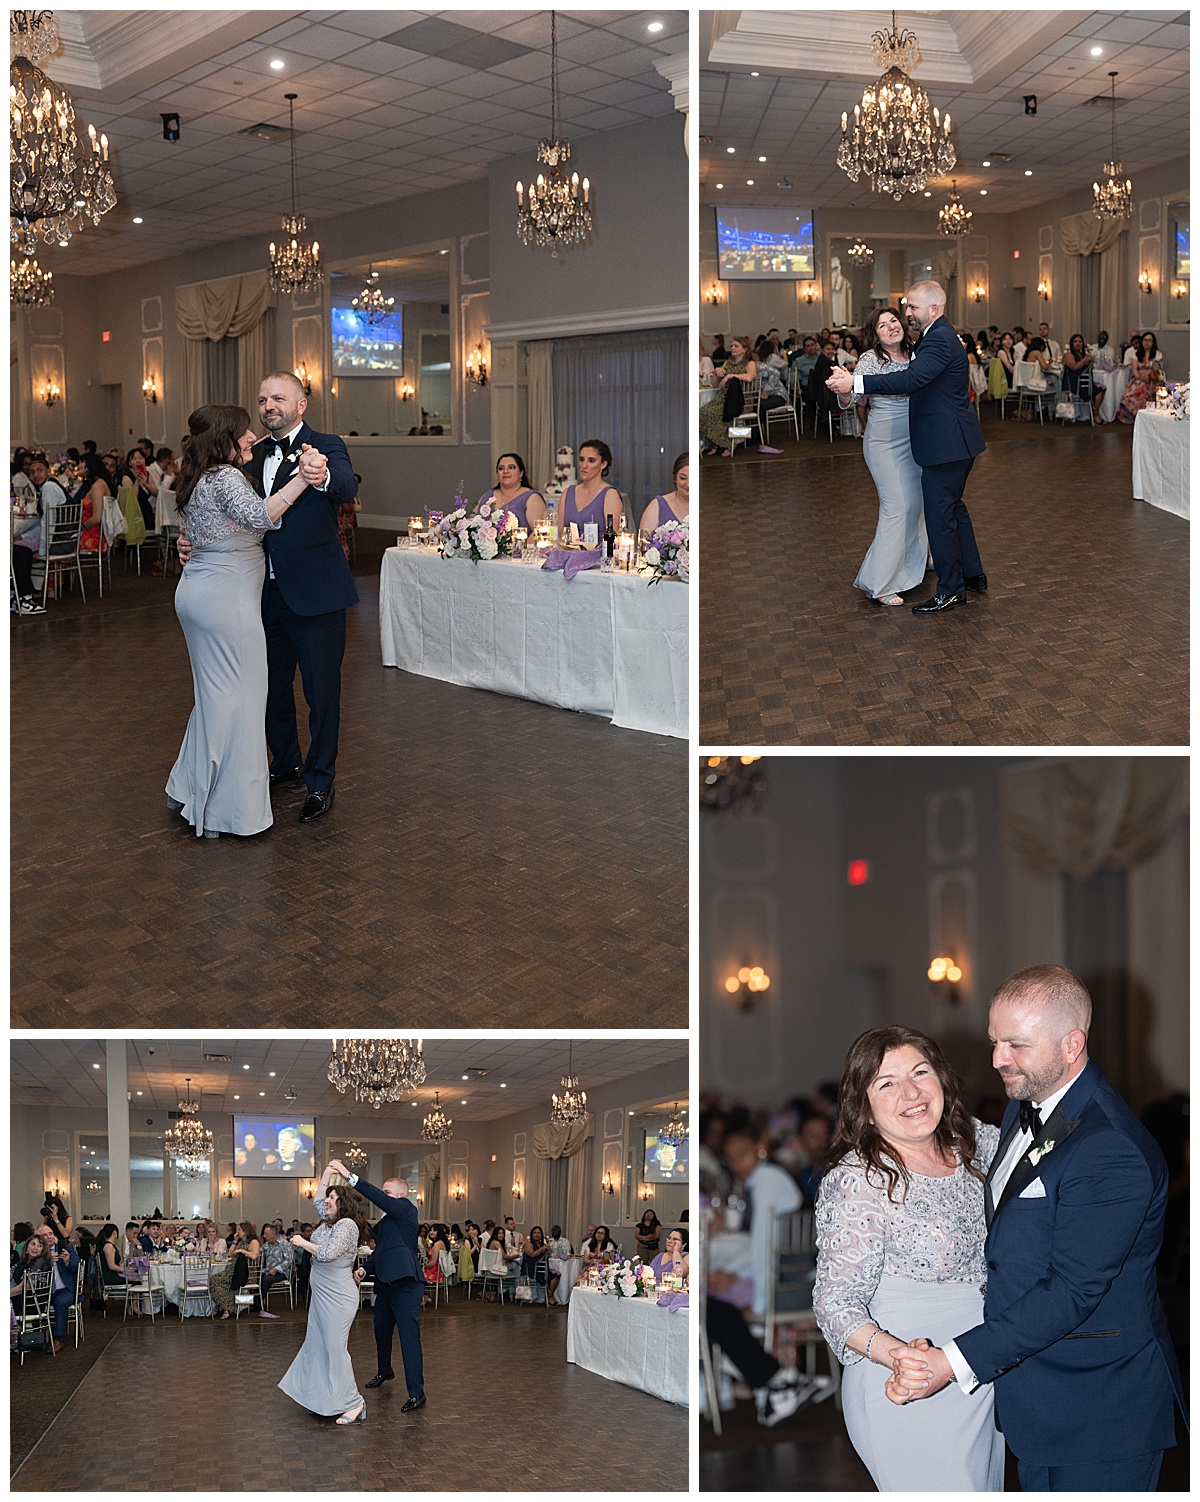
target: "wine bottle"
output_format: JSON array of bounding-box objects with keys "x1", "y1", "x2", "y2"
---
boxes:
[{"x1": 603, "y1": 513, "x2": 616, "y2": 559}]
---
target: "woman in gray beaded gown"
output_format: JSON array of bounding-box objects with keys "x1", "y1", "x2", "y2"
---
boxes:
[
  {"x1": 813, "y1": 1025, "x2": 1004, "y2": 1491},
  {"x1": 166, "y1": 405, "x2": 308, "y2": 837},
  {"x1": 279, "y1": 1167, "x2": 369, "y2": 1424},
  {"x1": 835, "y1": 308, "x2": 930, "y2": 607}
]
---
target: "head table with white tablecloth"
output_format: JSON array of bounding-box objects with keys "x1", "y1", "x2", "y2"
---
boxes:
[
  {"x1": 378, "y1": 547, "x2": 687, "y2": 738},
  {"x1": 566, "y1": 1285, "x2": 688, "y2": 1406},
  {"x1": 1132, "y1": 409, "x2": 1190, "y2": 520}
]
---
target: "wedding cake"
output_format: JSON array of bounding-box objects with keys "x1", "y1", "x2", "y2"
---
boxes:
[{"x1": 544, "y1": 444, "x2": 576, "y2": 502}]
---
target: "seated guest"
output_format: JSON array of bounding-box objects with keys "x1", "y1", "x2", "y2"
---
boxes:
[
  {"x1": 700, "y1": 336, "x2": 758, "y2": 456},
  {"x1": 26, "y1": 1234, "x2": 78, "y2": 1353},
  {"x1": 794, "y1": 1111, "x2": 832, "y2": 1207},
  {"x1": 140, "y1": 1221, "x2": 164, "y2": 1254},
  {"x1": 209, "y1": 1221, "x2": 260, "y2": 1320},
  {"x1": 754, "y1": 337, "x2": 790, "y2": 416},
  {"x1": 1121, "y1": 328, "x2": 1142, "y2": 364},
  {"x1": 581, "y1": 1223, "x2": 617, "y2": 1268},
  {"x1": 699, "y1": 338, "x2": 718, "y2": 388},
  {"x1": 122, "y1": 1222, "x2": 143, "y2": 1265},
  {"x1": 706, "y1": 1276, "x2": 820, "y2": 1428},
  {"x1": 148, "y1": 446, "x2": 174, "y2": 492},
  {"x1": 475, "y1": 451, "x2": 546, "y2": 529},
  {"x1": 559, "y1": 440, "x2": 622, "y2": 535},
  {"x1": 547, "y1": 1224, "x2": 572, "y2": 1305},
  {"x1": 72, "y1": 453, "x2": 112, "y2": 555},
  {"x1": 995, "y1": 331, "x2": 1016, "y2": 387},
  {"x1": 1089, "y1": 331, "x2": 1115, "y2": 420},
  {"x1": 838, "y1": 332, "x2": 862, "y2": 370},
  {"x1": 520, "y1": 1225, "x2": 550, "y2": 1285},
  {"x1": 424, "y1": 1223, "x2": 449, "y2": 1288},
  {"x1": 634, "y1": 1208, "x2": 663, "y2": 1258},
  {"x1": 11, "y1": 449, "x2": 36, "y2": 505},
  {"x1": 479, "y1": 1219, "x2": 497, "y2": 1249},
  {"x1": 1019, "y1": 336, "x2": 1053, "y2": 385},
  {"x1": 641, "y1": 452, "x2": 689, "y2": 537},
  {"x1": 1037, "y1": 321, "x2": 1062, "y2": 361},
  {"x1": 259, "y1": 1223, "x2": 293, "y2": 1300},
  {"x1": 502, "y1": 1216, "x2": 521, "y2": 1260},
  {"x1": 807, "y1": 341, "x2": 842, "y2": 430},
  {"x1": 789, "y1": 334, "x2": 820, "y2": 387},
  {"x1": 1061, "y1": 333, "x2": 1094, "y2": 404},
  {"x1": 96, "y1": 1223, "x2": 139, "y2": 1287},
  {"x1": 710, "y1": 334, "x2": 730, "y2": 365},
  {"x1": 1118, "y1": 331, "x2": 1165, "y2": 422},
  {"x1": 650, "y1": 1227, "x2": 689, "y2": 1283},
  {"x1": 1012, "y1": 326, "x2": 1028, "y2": 363}
]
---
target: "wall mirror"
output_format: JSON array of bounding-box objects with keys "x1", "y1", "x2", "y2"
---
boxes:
[
  {"x1": 623, "y1": 1098, "x2": 689, "y2": 1228},
  {"x1": 1165, "y1": 199, "x2": 1189, "y2": 325}
]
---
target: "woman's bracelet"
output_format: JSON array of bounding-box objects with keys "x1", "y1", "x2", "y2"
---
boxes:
[{"x1": 865, "y1": 1328, "x2": 890, "y2": 1364}]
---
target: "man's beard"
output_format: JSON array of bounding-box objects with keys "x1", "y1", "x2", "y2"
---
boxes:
[{"x1": 998, "y1": 1059, "x2": 1064, "y2": 1101}]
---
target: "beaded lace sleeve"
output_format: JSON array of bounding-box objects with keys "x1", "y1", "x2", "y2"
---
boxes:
[
  {"x1": 209, "y1": 465, "x2": 277, "y2": 531},
  {"x1": 813, "y1": 1161, "x2": 888, "y2": 1364},
  {"x1": 312, "y1": 1217, "x2": 359, "y2": 1262}
]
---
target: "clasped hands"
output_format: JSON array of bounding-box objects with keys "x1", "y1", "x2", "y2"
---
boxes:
[
  {"x1": 826, "y1": 365, "x2": 854, "y2": 395},
  {"x1": 883, "y1": 1338, "x2": 954, "y2": 1405},
  {"x1": 326, "y1": 1158, "x2": 348, "y2": 1179},
  {"x1": 296, "y1": 442, "x2": 327, "y2": 487}
]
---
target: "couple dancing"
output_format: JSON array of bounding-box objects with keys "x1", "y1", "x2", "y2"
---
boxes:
[
  {"x1": 813, "y1": 965, "x2": 1186, "y2": 1491},
  {"x1": 826, "y1": 281, "x2": 985, "y2": 615},
  {"x1": 166, "y1": 372, "x2": 358, "y2": 837},
  {"x1": 278, "y1": 1160, "x2": 426, "y2": 1425}
]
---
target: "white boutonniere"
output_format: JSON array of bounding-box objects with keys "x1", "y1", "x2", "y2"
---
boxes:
[{"x1": 1028, "y1": 1139, "x2": 1056, "y2": 1166}]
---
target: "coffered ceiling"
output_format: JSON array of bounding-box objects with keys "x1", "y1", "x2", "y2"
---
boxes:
[
  {"x1": 33, "y1": 9, "x2": 687, "y2": 276},
  {"x1": 700, "y1": 10, "x2": 1189, "y2": 213},
  {"x1": 12, "y1": 1036, "x2": 688, "y2": 1121}
]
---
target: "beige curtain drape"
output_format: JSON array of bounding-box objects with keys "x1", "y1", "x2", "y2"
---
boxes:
[
  {"x1": 998, "y1": 757, "x2": 1188, "y2": 876},
  {"x1": 532, "y1": 1113, "x2": 594, "y2": 1249},
  {"x1": 176, "y1": 270, "x2": 276, "y2": 418},
  {"x1": 421, "y1": 1153, "x2": 441, "y2": 1180},
  {"x1": 1059, "y1": 213, "x2": 1126, "y2": 340},
  {"x1": 933, "y1": 245, "x2": 959, "y2": 324},
  {"x1": 526, "y1": 340, "x2": 555, "y2": 493}
]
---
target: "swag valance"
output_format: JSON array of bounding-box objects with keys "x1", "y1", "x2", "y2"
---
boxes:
[
  {"x1": 531, "y1": 1114, "x2": 594, "y2": 1160},
  {"x1": 175, "y1": 269, "x2": 274, "y2": 342}
]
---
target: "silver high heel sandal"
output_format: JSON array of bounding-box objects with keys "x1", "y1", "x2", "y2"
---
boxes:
[{"x1": 336, "y1": 1401, "x2": 366, "y2": 1425}]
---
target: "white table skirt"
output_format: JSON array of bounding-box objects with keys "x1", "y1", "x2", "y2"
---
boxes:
[
  {"x1": 1132, "y1": 409, "x2": 1190, "y2": 520},
  {"x1": 143, "y1": 1259, "x2": 226, "y2": 1316},
  {"x1": 566, "y1": 1286, "x2": 688, "y2": 1406},
  {"x1": 379, "y1": 548, "x2": 687, "y2": 737},
  {"x1": 551, "y1": 1256, "x2": 582, "y2": 1305},
  {"x1": 1096, "y1": 364, "x2": 1129, "y2": 423}
]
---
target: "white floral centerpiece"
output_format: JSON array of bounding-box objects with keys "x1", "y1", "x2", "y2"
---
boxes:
[
  {"x1": 433, "y1": 482, "x2": 518, "y2": 563},
  {"x1": 598, "y1": 1254, "x2": 654, "y2": 1298},
  {"x1": 1156, "y1": 381, "x2": 1190, "y2": 420},
  {"x1": 643, "y1": 513, "x2": 689, "y2": 585}
]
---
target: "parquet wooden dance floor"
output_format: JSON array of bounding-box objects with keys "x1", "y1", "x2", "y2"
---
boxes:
[
  {"x1": 11, "y1": 532, "x2": 686, "y2": 1026},
  {"x1": 699, "y1": 416, "x2": 1188, "y2": 746}
]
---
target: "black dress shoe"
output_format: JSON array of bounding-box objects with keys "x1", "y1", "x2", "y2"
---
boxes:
[
  {"x1": 269, "y1": 765, "x2": 303, "y2": 789},
  {"x1": 912, "y1": 592, "x2": 966, "y2": 614},
  {"x1": 299, "y1": 787, "x2": 335, "y2": 823},
  {"x1": 400, "y1": 1393, "x2": 426, "y2": 1413},
  {"x1": 964, "y1": 573, "x2": 988, "y2": 593},
  {"x1": 365, "y1": 1372, "x2": 395, "y2": 1389}
]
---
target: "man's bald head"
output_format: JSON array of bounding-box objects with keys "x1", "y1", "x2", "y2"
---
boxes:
[
  {"x1": 989, "y1": 965, "x2": 1091, "y2": 1102},
  {"x1": 904, "y1": 280, "x2": 946, "y2": 332},
  {"x1": 992, "y1": 965, "x2": 1092, "y2": 1038},
  {"x1": 382, "y1": 1178, "x2": 408, "y2": 1199}
]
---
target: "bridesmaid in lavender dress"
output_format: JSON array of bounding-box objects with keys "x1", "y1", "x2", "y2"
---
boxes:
[
  {"x1": 640, "y1": 452, "x2": 689, "y2": 533},
  {"x1": 559, "y1": 439, "x2": 622, "y2": 537},
  {"x1": 474, "y1": 451, "x2": 547, "y2": 531},
  {"x1": 813, "y1": 1025, "x2": 1004, "y2": 1491}
]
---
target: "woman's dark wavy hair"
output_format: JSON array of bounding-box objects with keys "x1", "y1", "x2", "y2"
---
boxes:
[
  {"x1": 495, "y1": 451, "x2": 530, "y2": 487},
  {"x1": 864, "y1": 306, "x2": 915, "y2": 364},
  {"x1": 325, "y1": 1183, "x2": 372, "y2": 1248},
  {"x1": 828, "y1": 1025, "x2": 982, "y2": 1202},
  {"x1": 580, "y1": 438, "x2": 613, "y2": 477},
  {"x1": 671, "y1": 451, "x2": 687, "y2": 481},
  {"x1": 176, "y1": 404, "x2": 251, "y2": 510}
]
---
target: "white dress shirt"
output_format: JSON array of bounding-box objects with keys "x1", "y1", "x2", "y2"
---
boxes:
[
  {"x1": 1013, "y1": 341, "x2": 1027, "y2": 364},
  {"x1": 744, "y1": 1159, "x2": 802, "y2": 1316},
  {"x1": 943, "y1": 1073, "x2": 1078, "y2": 1392}
]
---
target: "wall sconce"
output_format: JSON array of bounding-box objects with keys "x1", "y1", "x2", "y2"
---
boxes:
[
  {"x1": 465, "y1": 342, "x2": 488, "y2": 387},
  {"x1": 511, "y1": 1181, "x2": 523, "y2": 1201},
  {"x1": 1139, "y1": 271, "x2": 1154, "y2": 296},
  {"x1": 141, "y1": 375, "x2": 158, "y2": 404},
  {"x1": 221, "y1": 1179, "x2": 238, "y2": 1199},
  {"x1": 45, "y1": 1176, "x2": 65, "y2": 1198},
  {"x1": 398, "y1": 378, "x2": 415, "y2": 402},
  {"x1": 802, "y1": 283, "x2": 817, "y2": 305},
  {"x1": 451, "y1": 1183, "x2": 465, "y2": 1202},
  {"x1": 415, "y1": 1190, "x2": 424, "y2": 1205},
  {"x1": 706, "y1": 283, "x2": 723, "y2": 305},
  {"x1": 928, "y1": 955, "x2": 964, "y2": 1004},
  {"x1": 40, "y1": 379, "x2": 61, "y2": 407},
  {"x1": 601, "y1": 1172, "x2": 616, "y2": 1196},
  {"x1": 1173, "y1": 281, "x2": 1188, "y2": 299},
  {"x1": 1037, "y1": 280, "x2": 1049, "y2": 300},
  {"x1": 723, "y1": 964, "x2": 771, "y2": 1011},
  {"x1": 293, "y1": 362, "x2": 313, "y2": 396},
  {"x1": 970, "y1": 284, "x2": 986, "y2": 304},
  {"x1": 638, "y1": 1182, "x2": 654, "y2": 1202}
]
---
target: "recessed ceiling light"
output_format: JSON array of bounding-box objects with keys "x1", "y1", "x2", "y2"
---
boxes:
[
  {"x1": 746, "y1": 179, "x2": 754, "y2": 185},
  {"x1": 647, "y1": 21, "x2": 663, "y2": 33},
  {"x1": 980, "y1": 189, "x2": 988, "y2": 196},
  {"x1": 461, "y1": 1099, "x2": 467, "y2": 1104},
  {"x1": 982, "y1": 160, "x2": 991, "y2": 167},
  {"x1": 439, "y1": 248, "x2": 449, "y2": 254},
  {"x1": 233, "y1": 1094, "x2": 239, "y2": 1100},
  {"x1": 93, "y1": 1062, "x2": 100, "y2": 1068},
  {"x1": 136, "y1": 1091, "x2": 142, "y2": 1095},
  {"x1": 923, "y1": 190, "x2": 932, "y2": 197},
  {"x1": 750, "y1": 71, "x2": 759, "y2": 77},
  {"x1": 629, "y1": 1111, "x2": 635, "y2": 1116},
  {"x1": 1090, "y1": 45, "x2": 1103, "y2": 56},
  {"x1": 1025, "y1": 169, "x2": 1033, "y2": 177},
  {"x1": 462, "y1": 1074, "x2": 468, "y2": 1080},
  {"x1": 132, "y1": 217, "x2": 143, "y2": 225},
  {"x1": 758, "y1": 155, "x2": 766, "y2": 163},
  {"x1": 715, "y1": 183, "x2": 724, "y2": 189},
  {"x1": 269, "y1": 1072, "x2": 275, "y2": 1077},
  {"x1": 500, "y1": 1083, "x2": 506, "y2": 1088},
  {"x1": 726, "y1": 146, "x2": 735, "y2": 154},
  {"x1": 270, "y1": 58, "x2": 285, "y2": 70},
  {"x1": 259, "y1": 1091, "x2": 265, "y2": 1096},
  {"x1": 243, "y1": 1065, "x2": 250, "y2": 1070}
]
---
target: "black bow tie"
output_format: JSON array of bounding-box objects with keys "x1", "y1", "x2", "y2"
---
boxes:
[{"x1": 1019, "y1": 1100, "x2": 1042, "y2": 1136}]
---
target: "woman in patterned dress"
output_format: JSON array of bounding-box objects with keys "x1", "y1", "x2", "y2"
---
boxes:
[
  {"x1": 813, "y1": 1026, "x2": 1004, "y2": 1491},
  {"x1": 209, "y1": 1221, "x2": 260, "y2": 1318}
]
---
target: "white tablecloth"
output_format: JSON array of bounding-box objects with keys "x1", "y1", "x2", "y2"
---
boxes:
[
  {"x1": 1132, "y1": 409, "x2": 1190, "y2": 520},
  {"x1": 551, "y1": 1255, "x2": 582, "y2": 1306},
  {"x1": 1097, "y1": 363, "x2": 1129, "y2": 423},
  {"x1": 707, "y1": 1229, "x2": 752, "y2": 1277},
  {"x1": 144, "y1": 1258, "x2": 226, "y2": 1316},
  {"x1": 379, "y1": 548, "x2": 687, "y2": 737},
  {"x1": 566, "y1": 1286, "x2": 688, "y2": 1406}
]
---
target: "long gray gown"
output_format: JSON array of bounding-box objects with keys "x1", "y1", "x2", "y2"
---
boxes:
[
  {"x1": 849, "y1": 348, "x2": 930, "y2": 601},
  {"x1": 813, "y1": 1122, "x2": 1005, "y2": 1492},
  {"x1": 166, "y1": 465, "x2": 280, "y2": 837},
  {"x1": 278, "y1": 1210, "x2": 363, "y2": 1417}
]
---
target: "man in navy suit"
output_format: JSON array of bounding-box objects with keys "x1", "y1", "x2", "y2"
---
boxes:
[
  {"x1": 331, "y1": 1161, "x2": 426, "y2": 1411},
  {"x1": 828, "y1": 280, "x2": 985, "y2": 614},
  {"x1": 889, "y1": 966, "x2": 1186, "y2": 1490},
  {"x1": 249, "y1": 373, "x2": 359, "y2": 823}
]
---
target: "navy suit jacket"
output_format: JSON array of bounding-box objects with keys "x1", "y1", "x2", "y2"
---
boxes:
[
  {"x1": 247, "y1": 420, "x2": 359, "y2": 617},
  {"x1": 859, "y1": 315, "x2": 986, "y2": 468},
  {"x1": 955, "y1": 1060, "x2": 1186, "y2": 1466},
  {"x1": 354, "y1": 1177, "x2": 421, "y2": 1284}
]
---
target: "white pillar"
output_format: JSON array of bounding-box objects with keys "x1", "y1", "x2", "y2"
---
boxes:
[{"x1": 106, "y1": 1041, "x2": 131, "y2": 1229}]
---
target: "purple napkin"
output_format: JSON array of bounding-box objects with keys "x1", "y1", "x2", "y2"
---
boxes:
[
  {"x1": 541, "y1": 547, "x2": 602, "y2": 581},
  {"x1": 657, "y1": 1291, "x2": 689, "y2": 1312}
]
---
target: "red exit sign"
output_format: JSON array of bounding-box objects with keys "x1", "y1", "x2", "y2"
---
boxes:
[
  {"x1": 101, "y1": 330, "x2": 111, "y2": 342},
  {"x1": 847, "y1": 859, "x2": 870, "y2": 886}
]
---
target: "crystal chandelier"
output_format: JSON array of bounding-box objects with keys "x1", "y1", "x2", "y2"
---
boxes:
[
  {"x1": 352, "y1": 266, "x2": 394, "y2": 324},
  {"x1": 84, "y1": 1178, "x2": 102, "y2": 1193},
  {"x1": 1093, "y1": 72, "x2": 1132, "y2": 221},
  {"x1": 268, "y1": 93, "x2": 321, "y2": 294},
  {"x1": 163, "y1": 1078, "x2": 213, "y2": 1179},
  {"x1": 661, "y1": 1103, "x2": 689, "y2": 1149},
  {"x1": 342, "y1": 1141, "x2": 368, "y2": 1171},
  {"x1": 837, "y1": 12, "x2": 955, "y2": 201},
  {"x1": 551, "y1": 1042, "x2": 587, "y2": 1125},
  {"x1": 938, "y1": 180, "x2": 973, "y2": 237},
  {"x1": 10, "y1": 10, "x2": 116, "y2": 255},
  {"x1": 12, "y1": 254, "x2": 53, "y2": 304},
  {"x1": 328, "y1": 1038, "x2": 425, "y2": 1109},
  {"x1": 846, "y1": 238, "x2": 874, "y2": 266},
  {"x1": 421, "y1": 1091, "x2": 453, "y2": 1144},
  {"x1": 515, "y1": 12, "x2": 592, "y2": 256}
]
